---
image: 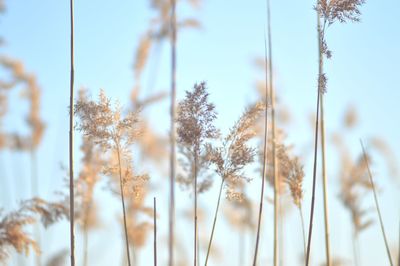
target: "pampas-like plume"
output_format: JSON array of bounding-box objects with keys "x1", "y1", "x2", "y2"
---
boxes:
[
  {"x1": 0, "y1": 198, "x2": 68, "y2": 263},
  {"x1": 176, "y1": 81, "x2": 218, "y2": 266},
  {"x1": 205, "y1": 103, "x2": 264, "y2": 265},
  {"x1": 281, "y1": 145, "x2": 306, "y2": 258},
  {"x1": 75, "y1": 90, "x2": 147, "y2": 266}
]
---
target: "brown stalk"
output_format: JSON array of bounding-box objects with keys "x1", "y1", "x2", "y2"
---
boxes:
[
  {"x1": 360, "y1": 140, "x2": 394, "y2": 266},
  {"x1": 69, "y1": 0, "x2": 75, "y2": 265},
  {"x1": 169, "y1": 1, "x2": 177, "y2": 266}
]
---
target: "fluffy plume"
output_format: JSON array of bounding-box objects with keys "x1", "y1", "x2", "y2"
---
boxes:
[{"x1": 208, "y1": 103, "x2": 264, "y2": 200}]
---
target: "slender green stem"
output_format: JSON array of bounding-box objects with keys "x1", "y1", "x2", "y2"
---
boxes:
[
  {"x1": 204, "y1": 179, "x2": 225, "y2": 265},
  {"x1": 360, "y1": 140, "x2": 394, "y2": 266},
  {"x1": 116, "y1": 145, "x2": 132, "y2": 266},
  {"x1": 69, "y1": 0, "x2": 75, "y2": 265},
  {"x1": 169, "y1": 1, "x2": 177, "y2": 266}
]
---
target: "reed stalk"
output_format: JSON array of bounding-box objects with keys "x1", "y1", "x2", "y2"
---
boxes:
[
  {"x1": 116, "y1": 144, "x2": 132, "y2": 266},
  {"x1": 318, "y1": 11, "x2": 331, "y2": 265},
  {"x1": 265, "y1": 1, "x2": 279, "y2": 265},
  {"x1": 252, "y1": 30, "x2": 269, "y2": 266},
  {"x1": 204, "y1": 179, "x2": 225, "y2": 265},
  {"x1": 154, "y1": 197, "x2": 157, "y2": 266},
  {"x1": 360, "y1": 140, "x2": 394, "y2": 266},
  {"x1": 69, "y1": 0, "x2": 75, "y2": 265},
  {"x1": 194, "y1": 153, "x2": 198, "y2": 266},
  {"x1": 305, "y1": 30, "x2": 322, "y2": 266},
  {"x1": 169, "y1": 0, "x2": 177, "y2": 265}
]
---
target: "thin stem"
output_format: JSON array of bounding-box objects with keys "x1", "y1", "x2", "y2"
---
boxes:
[
  {"x1": 194, "y1": 153, "x2": 198, "y2": 266},
  {"x1": 169, "y1": 1, "x2": 177, "y2": 266},
  {"x1": 82, "y1": 197, "x2": 92, "y2": 266},
  {"x1": 252, "y1": 26, "x2": 269, "y2": 266},
  {"x1": 31, "y1": 149, "x2": 41, "y2": 266},
  {"x1": 305, "y1": 54, "x2": 321, "y2": 266},
  {"x1": 83, "y1": 218, "x2": 88, "y2": 266},
  {"x1": 116, "y1": 145, "x2": 132, "y2": 266},
  {"x1": 239, "y1": 231, "x2": 244, "y2": 266},
  {"x1": 266, "y1": 1, "x2": 279, "y2": 265},
  {"x1": 204, "y1": 179, "x2": 225, "y2": 265},
  {"x1": 318, "y1": 12, "x2": 331, "y2": 266},
  {"x1": 299, "y1": 205, "x2": 307, "y2": 261},
  {"x1": 352, "y1": 229, "x2": 359, "y2": 266},
  {"x1": 154, "y1": 197, "x2": 157, "y2": 266},
  {"x1": 360, "y1": 140, "x2": 394, "y2": 266},
  {"x1": 398, "y1": 216, "x2": 400, "y2": 266},
  {"x1": 69, "y1": 0, "x2": 75, "y2": 265}
]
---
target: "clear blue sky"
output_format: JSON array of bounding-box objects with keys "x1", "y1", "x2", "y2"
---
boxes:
[{"x1": 1, "y1": 0, "x2": 400, "y2": 265}]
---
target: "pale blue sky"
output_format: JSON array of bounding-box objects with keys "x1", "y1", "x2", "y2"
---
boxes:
[{"x1": 1, "y1": 0, "x2": 400, "y2": 265}]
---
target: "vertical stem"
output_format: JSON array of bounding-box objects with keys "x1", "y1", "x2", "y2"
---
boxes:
[
  {"x1": 265, "y1": 1, "x2": 278, "y2": 265},
  {"x1": 239, "y1": 231, "x2": 244, "y2": 266},
  {"x1": 318, "y1": 12, "x2": 331, "y2": 266},
  {"x1": 360, "y1": 140, "x2": 394, "y2": 266},
  {"x1": 398, "y1": 216, "x2": 400, "y2": 266},
  {"x1": 305, "y1": 56, "x2": 321, "y2": 266},
  {"x1": 83, "y1": 218, "x2": 88, "y2": 266},
  {"x1": 31, "y1": 150, "x2": 41, "y2": 266},
  {"x1": 116, "y1": 145, "x2": 132, "y2": 266},
  {"x1": 204, "y1": 179, "x2": 225, "y2": 265},
  {"x1": 352, "y1": 229, "x2": 359, "y2": 266},
  {"x1": 305, "y1": 9, "x2": 323, "y2": 266},
  {"x1": 69, "y1": 0, "x2": 75, "y2": 265},
  {"x1": 194, "y1": 153, "x2": 198, "y2": 266},
  {"x1": 252, "y1": 26, "x2": 269, "y2": 266},
  {"x1": 154, "y1": 197, "x2": 157, "y2": 266},
  {"x1": 320, "y1": 94, "x2": 331, "y2": 266},
  {"x1": 299, "y1": 206, "x2": 307, "y2": 261},
  {"x1": 169, "y1": 1, "x2": 177, "y2": 265}
]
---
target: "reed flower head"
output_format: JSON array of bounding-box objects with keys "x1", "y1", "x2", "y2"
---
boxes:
[
  {"x1": 316, "y1": 0, "x2": 366, "y2": 25},
  {"x1": 209, "y1": 103, "x2": 264, "y2": 200},
  {"x1": 176, "y1": 81, "x2": 219, "y2": 193}
]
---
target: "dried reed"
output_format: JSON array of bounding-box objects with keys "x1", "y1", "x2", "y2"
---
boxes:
[
  {"x1": 360, "y1": 140, "x2": 393, "y2": 266},
  {"x1": 68, "y1": 0, "x2": 76, "y2": 265}
]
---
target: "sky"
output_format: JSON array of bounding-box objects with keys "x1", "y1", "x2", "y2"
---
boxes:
[{"x1": 1, "y1": 0, "x2": 400, "y2": 265}]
